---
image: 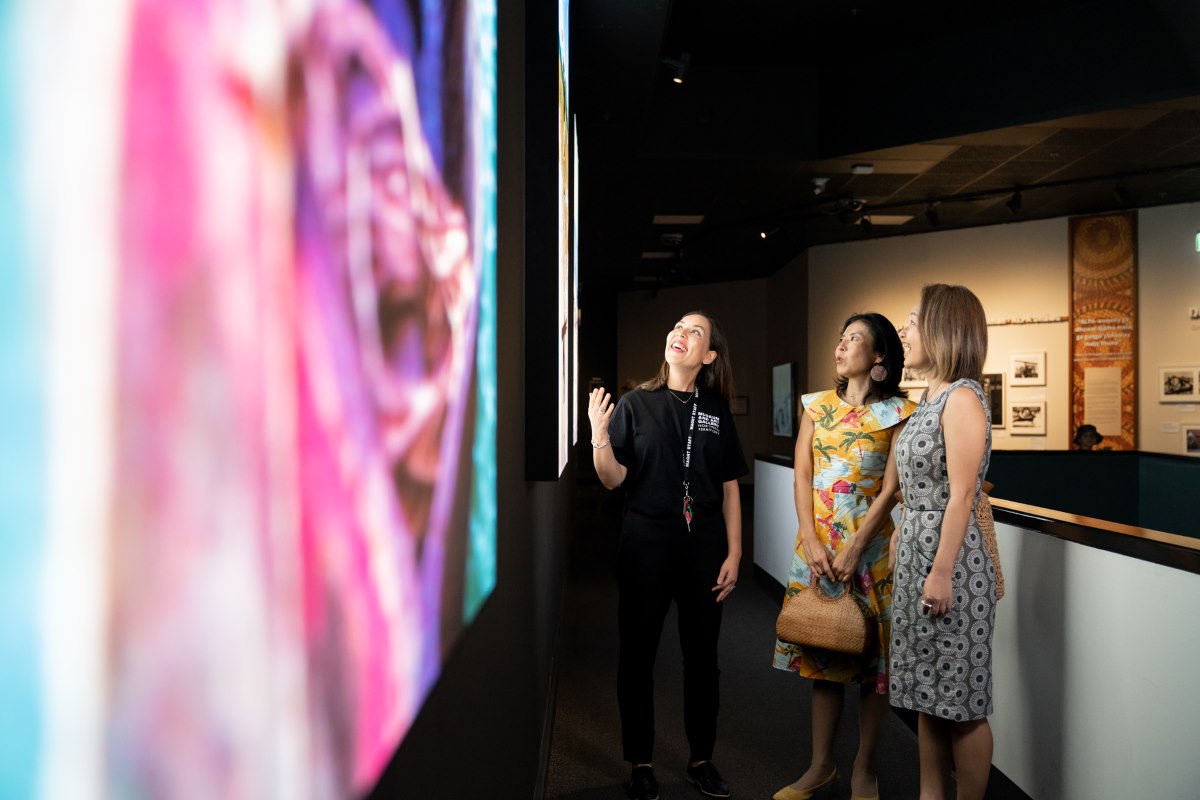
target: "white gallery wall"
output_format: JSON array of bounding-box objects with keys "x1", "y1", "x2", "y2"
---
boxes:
[
  {"x1": 1136, "y1": 203, "x2": 1200, "y2": 454},
  {"x1": 806, "y1": 203, "x2": 1200, "y2": 455}
]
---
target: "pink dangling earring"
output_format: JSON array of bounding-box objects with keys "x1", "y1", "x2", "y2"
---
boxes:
[{"x1": 870, "y1": 363, "x2": 887, "y2": 382}]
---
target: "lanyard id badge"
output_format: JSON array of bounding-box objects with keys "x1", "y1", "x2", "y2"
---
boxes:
[{"x1": 681, "y1": 386, "x2": 699, "y2": 531}]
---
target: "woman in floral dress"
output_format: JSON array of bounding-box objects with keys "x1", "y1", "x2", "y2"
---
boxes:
[{"x1": 772, "y1": 313, "x2": 916, "y2": 800}]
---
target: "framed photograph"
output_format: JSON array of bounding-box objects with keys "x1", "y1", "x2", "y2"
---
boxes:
[
  {"x1": 898, "y1": 365, "x2": 927, "y2": 389},
  {"x1": 981, "y1": 372, "x2": 1006, "y2": 428},
  {"x1": 772, "y1": 363, "x2": 794, "y2": 437},
  {"x1": 730, "y1": 395, "x2": 749, "y2": 416},
  {"x1": 1185, "y1": 427, "x2": 1200, "y2": 457},
  {"x1": 1008, "y1": 401, "x2": 1046, "y2": 435},
  {"x1": 1009, "y1": 351, "x2": 1046, "y2": 386},
  {"x1": 1159, "y1": 366, "x2": 1200, "y2": 403}
]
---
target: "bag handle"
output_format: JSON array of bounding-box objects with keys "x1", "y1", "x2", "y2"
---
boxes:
[{"x1": 810, "y1": 575, "x2": 853, "y2": 601}]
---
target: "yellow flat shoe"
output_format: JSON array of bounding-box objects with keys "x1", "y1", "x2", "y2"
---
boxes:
[
  {"x1": 772, "y1": 769, "x2": 837, "y2": 800},
  {"x1": 849, "y1": 773, "x2": 880, "y2": 800}
]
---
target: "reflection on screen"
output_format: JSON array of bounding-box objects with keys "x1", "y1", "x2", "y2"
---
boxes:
[{"x1": 0, "y1": 0, "x2": 496, "y2": 796}]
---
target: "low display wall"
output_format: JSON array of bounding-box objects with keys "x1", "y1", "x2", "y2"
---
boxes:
[{"x1": 753, "y1": 455, "x2": 1200, "y2": 800}]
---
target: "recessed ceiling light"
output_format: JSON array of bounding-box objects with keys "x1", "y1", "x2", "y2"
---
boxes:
[
  {"x1": 652, "y1": 214, "x2": 705, "y2": 224},
  {"x1": 867, "y1": 214, "x2": 915, "y2": 225}
]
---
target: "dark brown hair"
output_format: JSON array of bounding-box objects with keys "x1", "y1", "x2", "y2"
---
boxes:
[
  {"x1": 833, "y1": 312, "x2": 908, "y2": 402},
  {"x1": 639, "y1": 310, "x2": 736, "y2": 405}
]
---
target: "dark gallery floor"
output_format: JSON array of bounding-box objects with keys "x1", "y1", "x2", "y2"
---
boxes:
[{"x1": 544, "y1": 482, "x2": 1030, "y2": 800}]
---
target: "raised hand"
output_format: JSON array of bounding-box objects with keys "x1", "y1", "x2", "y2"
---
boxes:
[{"x1": 588, "y1": 386, "x2": 615, "y2": 445}]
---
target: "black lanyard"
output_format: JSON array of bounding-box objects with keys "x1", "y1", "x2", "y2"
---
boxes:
[{"x1": 682, "y1": 386, "x2": 699, "y2": 531}]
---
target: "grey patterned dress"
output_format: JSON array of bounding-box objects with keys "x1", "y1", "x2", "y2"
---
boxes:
[{"x1": 889, "y1": 379, "x2": 995, "y2": 720}]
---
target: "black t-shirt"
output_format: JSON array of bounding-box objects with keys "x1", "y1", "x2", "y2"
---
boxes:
[{"x1": 609, "y1": 387, "x2": 748, "y2": 518}]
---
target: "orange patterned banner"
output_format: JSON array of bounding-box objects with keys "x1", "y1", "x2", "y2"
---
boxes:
[{"x1": 1070, "y1": 212, "x2": 1137, "y2": 450}]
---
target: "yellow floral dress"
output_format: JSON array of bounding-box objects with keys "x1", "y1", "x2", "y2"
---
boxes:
[{"x1": 772, "y1": 389, "x2": 917, "y2": 693}]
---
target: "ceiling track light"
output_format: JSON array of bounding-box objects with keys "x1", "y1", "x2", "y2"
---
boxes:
[
  {"x1": 759, "y1": 226, "x2": 779, "y2": 239},
  {"x1": 1006, "y1": 190, "x2": 1022, "y2": 215},
  {"x1": 662, "y1": 51, "x2": 690, "y2": 84}
]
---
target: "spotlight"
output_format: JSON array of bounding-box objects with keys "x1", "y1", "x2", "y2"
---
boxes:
[
  {"x1": 759, "y1": 227, "x2": 779, "y2": 240},
  {"x1": 925, "y1": 203, "x2": 940, "y2": 226},
  {"x1": 859, "y1": 215, "x2": 873, "y2": 235},
  {"x1": 662, "y1": 52, "x2": 690, "y2": 84},
  {"x1": 1006, "y1": 191, "x2": 1022, "y2": 215}
]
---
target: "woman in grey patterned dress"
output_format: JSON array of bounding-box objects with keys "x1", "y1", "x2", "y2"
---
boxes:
[{"x1": 889, "y1": 284, "x2": 995, "y2": 800}]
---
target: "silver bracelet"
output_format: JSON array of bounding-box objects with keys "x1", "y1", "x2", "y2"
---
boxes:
[{"x1": 591, "y1": 439, "x2": 610, "y2": 449}]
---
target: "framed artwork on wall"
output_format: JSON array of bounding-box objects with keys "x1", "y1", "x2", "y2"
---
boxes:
[
  {"x1": 981, "y1": 372, "x2": 1006, "y2": 428},
  {"x1": 1158, "y1": 366, "x2": 1199, "y2": 403},
  {"x1": 898, "y1": 366, "x2": 927, "y2": 389},
  {"x1": 1010, "y1": 351, "x2": 1046, "y2": 386},
  {"x1": 1008, "y1": 401, "x2": 1047, "y2": 435},
  {"x1": 1185, "y1": 427, "x2": 1200, "y2": 457},
  {"x1": 772, "y1": 363, "x2": 794, "y2": 437}
]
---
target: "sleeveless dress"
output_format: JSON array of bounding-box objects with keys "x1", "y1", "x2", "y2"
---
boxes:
[
  {"x1": 889, "y1": 379, "x2": 995, "y2": 720},
  {"x1": 773, "y1": 390, "x2": 916, "y2": 693}
]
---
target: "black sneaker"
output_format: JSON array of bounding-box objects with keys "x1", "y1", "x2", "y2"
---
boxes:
[
  {"x1": 626, "y1": 765, "x2": 660, "y2": 800},
  {"x1": 686, "y1": 761, "x2": 731, "y2": 798}
]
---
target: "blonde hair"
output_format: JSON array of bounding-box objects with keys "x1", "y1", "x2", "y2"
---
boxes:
[{"x1": 918, "y1": 284, "x2": 988, "y2": 383}]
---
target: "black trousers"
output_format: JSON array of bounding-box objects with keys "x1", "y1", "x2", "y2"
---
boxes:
[{"x1": 616, "y1": 509, "x2": 727, "y2": 764}]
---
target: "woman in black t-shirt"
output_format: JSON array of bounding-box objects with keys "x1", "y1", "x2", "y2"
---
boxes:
[{"x1": 588, "y1": 311, "x2": 748, "y2": 800}]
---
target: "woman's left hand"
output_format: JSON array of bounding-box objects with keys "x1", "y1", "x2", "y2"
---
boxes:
[
  {"x1": 830, "y1": 545, "x2": 862, "y2": 583},
  {"x1": 712, "y1": 555, "x2": 740, "y2": 603},
  {"x1": 922, "y1": 571, "x2": 953, "y2": 616}
]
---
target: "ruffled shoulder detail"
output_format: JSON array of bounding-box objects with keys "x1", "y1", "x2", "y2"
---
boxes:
[
  {"x1": 800, "y1": 389, "x2": 836, "y2": 414},
  {"x1": 803, "y1": 389, "x2": 853, "y2": 432},
  {"x1": 862, "y1": 395, "x2": 918, "y2": 431}
]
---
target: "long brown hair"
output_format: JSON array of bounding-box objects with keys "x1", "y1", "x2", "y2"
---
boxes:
[
  {"x1": 918, "y1": 284, "x2": 988, "y2": 383},
  {"x1": 639, "y1": 310, "x2": 736, "y2": 406}
]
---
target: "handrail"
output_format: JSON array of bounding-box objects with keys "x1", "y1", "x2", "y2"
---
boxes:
[
  {"x1": 990, "y1": 497, "x2": 1200, "y2": 575},
  {"x1": 990, "y1": 497, "x2": 1200, "y2": 553}
]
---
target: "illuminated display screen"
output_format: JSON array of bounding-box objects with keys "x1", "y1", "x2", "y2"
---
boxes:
[
  {"x1": 0, "y1": 0, "x2": 496, "y2": 796},
  {"x1": 558, "y1": 0, "x2": 574, "y2": 473}
]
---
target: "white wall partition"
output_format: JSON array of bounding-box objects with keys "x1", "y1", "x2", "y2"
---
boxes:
[
  {"x1": 990, "y1": 520, "x2": 1200, "y2": 799},
  {"x1": 753, "y1": 459, "x2": 799, "y2": 585}
]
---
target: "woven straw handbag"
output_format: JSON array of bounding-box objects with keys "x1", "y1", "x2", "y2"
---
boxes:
[
  {"x1": 974, "y1": 487, "x2": 1005, "y2": 600},
  {"x1": 775, "y1": 580, "x2": 872, "y2": 655},
  {"x1": 893, "y1": 480, "x2": 1005, "y2": 600}
]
